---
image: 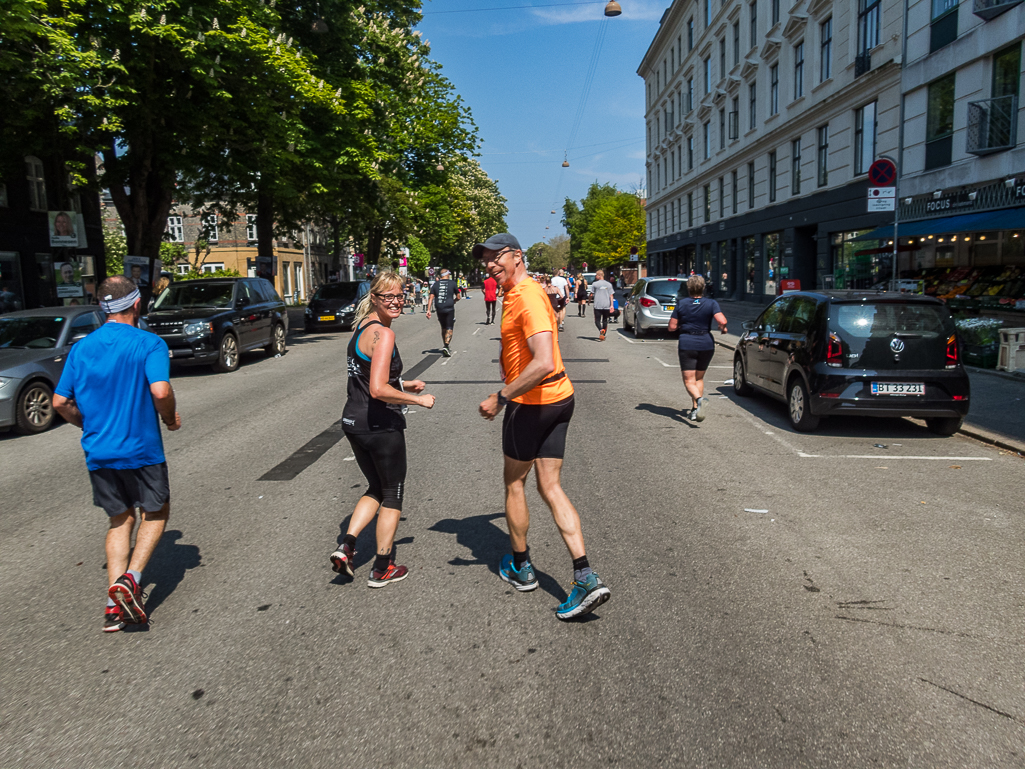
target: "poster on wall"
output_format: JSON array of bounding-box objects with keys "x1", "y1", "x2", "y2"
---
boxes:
[
  {"x1": 124, "y1": 255, "x2": 150, "y2": 289},
  {"x1": 48, "y1": 211, "x2": 81, "y2": 247},
  {"x1": 54, "y1": 259, "x2": 85, "y2": 298}
]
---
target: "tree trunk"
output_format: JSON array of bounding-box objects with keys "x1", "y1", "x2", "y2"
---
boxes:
[
  {"x1": 366, "y1": 226, "x2": 383, "y2": 266},
  {"x1": 256, "y1": 183, "x2": 275, "y2": 260}
]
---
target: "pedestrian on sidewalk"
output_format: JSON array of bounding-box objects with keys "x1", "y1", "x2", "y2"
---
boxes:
[
  {"x1": 475, "y1": 233, "x2": 611, "y2": 620},
  {"x1": 667, "y1": 275, "x2": 728, "y2": 422},
  {"x1": 330, "y1": 272, "x2": 435, "y2": 587},
  {"x1": 591, "y1": 269, "x2": 615, "y2": 341},
  {"x1": 426, "y1": 268, "x2": 459, "y2": 356},
  {"x1": 52, "y1": 275, "x2": 182, "y2": 633},
  {"x1": 574, "y1": 272, "x2": 588, "y2": 317},
  {"x1": 483, "y1": 273, "x2": 499, "y2": 324}
]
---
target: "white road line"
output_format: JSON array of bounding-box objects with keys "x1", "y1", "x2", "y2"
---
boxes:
[
  {"x1": 343, "y1": 455, "x2": 355, "y2": 461},
  {"x1": 798, "y1": 454, "x2": 992, "y2": 461},
  {"x1": 652, "y1": 356, "x2": 674, "y2": 368},
  {"x1": 441, "y1": 359, "x2": 449, "y2": 366},
  {"x1": 709, "y1": 365, "x2": 733, "y2": 369},
  {"x1": 473, "y1": 328, "x2": 481, "y2": 336}
]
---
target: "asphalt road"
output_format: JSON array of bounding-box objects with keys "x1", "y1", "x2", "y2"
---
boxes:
[{"x1": 2, "y1": 296, "x2": 1023, "y2": 768}]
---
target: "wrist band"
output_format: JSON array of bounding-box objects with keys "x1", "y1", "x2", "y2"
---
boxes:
[{"x1": 496, "y1": 392, "x2": 509, "y2": 407}]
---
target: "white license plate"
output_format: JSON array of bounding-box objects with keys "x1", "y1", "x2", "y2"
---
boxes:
[
  {"x1": 168, "y1": 349, "x2": 174, "y2": 358},
  {"x1": 872, "y1": 382, "x2": 924, "y2": 395},
  {"x1": 318, "y1": 315, "x2": 335, "y2": 321},
  {"x1": 664, "y1": 305, "x2": 675, "y2": 312}
]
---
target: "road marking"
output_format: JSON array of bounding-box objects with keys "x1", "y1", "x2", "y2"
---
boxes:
[
  {"x1": 259, "y1": 420, "x2": 347, "y2": 481},
  {"x1": 343, "y1": 455, "x2": 355, "y2": 461},
  {"x1": 798, "y1": 454, "x2": 992, "y2": 460},
  {"x1": 652, "y1": 357, "x2": 674, "y2": 368},
  {"x1": 473, "y1": 327, "x2": 481, "y2": 335}
]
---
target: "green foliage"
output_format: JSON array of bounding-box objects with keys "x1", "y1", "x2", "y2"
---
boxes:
[
  {"x1": 406, "y1": 235, "x2": 430, "y2": 273},
  {"x1": 160, "y1": 242, "x2": 187, "y2": 269},
  {"x1": 582, "y1": 194, "x2": 647, "y2": 269},
  {"x1": 525, "y1": 234, "x2": 569, "y2": 275},
  {"x1": 179, "y1": 267, "x2": 243, "y2": 281},
  {"x1": 103, "y1": 224, "x2": 127, "y2": 276},
  {"x1": 562, "y1": 182, "x2": 620, "y2": 267}
]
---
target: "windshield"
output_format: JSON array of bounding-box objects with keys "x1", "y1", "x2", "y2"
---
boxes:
[
  {"x1": 0, "y1": 317, "x2": 65, "y2": 349},
  {"x1": 833, "y1": 302, "x2": 954, "y2": 340},
  {"x1": 314, "y1": 283, "x2": 360, "y2": 302},
  {"x1": 153, "y1": 282, "x2": 234, "y2": 310},
  {"x1": 646, "y1": 280, "x2": 683, "y2": 302}
]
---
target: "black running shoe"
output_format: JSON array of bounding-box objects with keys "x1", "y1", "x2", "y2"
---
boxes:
[
  {"x1": 108, "y1": 573, "x2": 148, "y2": 624},
  {"x1": 103, "y1": 606, "x2": 124, "y2": 633},
  {"x1": 330, "y1": 542, "x2": 356, "y2": 577}
]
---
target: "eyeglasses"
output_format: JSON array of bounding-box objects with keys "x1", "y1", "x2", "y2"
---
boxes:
[
  {"x1": 374, "y1": 293, "x2": 404, "y2": 304},
  {"x1": 480, "y1": 248, "x2": 515, "y2": 262}
]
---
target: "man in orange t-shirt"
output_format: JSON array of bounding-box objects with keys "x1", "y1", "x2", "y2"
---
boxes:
[{"x1": 475, "y1": 233, "x2": 610, "y2": 621}]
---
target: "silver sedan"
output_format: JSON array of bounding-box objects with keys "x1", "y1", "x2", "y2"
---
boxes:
[
  {"x1": 623, "y1": 277, "x2": 685, "y2": 337},
  {"x1": 0, "y1": 306, "x2": 105, "y2": 434}
]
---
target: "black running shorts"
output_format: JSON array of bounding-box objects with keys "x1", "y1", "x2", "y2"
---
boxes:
[
  {"x1": 345, "y1": 430, "x2": 407, "y2": 510},
  {"x1": 678, "y1": 348, "x2": 715, "y2": 372},
  {"x1": 436, "y1": 308, "x2": 455, "y2": 331},
  {"x1": 502, "y1": 396, "x2": 574, "y2": 462},
  {"x1": 89, "y1": 462, "x2": 170, "y2": 516}
]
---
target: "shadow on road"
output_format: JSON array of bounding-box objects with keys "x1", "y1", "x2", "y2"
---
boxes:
[
  {"x1": 428, "y1": 512, "x2": 567, "y2": 602},
  {"x1": 635, "y1": 402, "x2": 696, "y2": 427},
  {"x1": 287, "y1": 334, "x2": 340, "y2": 346},
  {"x1": 142, "y1": 529, "x2": 202, "y2": 617},
  {"x1": 169, "y1": 352, "x2": 277, "y2": 379}
]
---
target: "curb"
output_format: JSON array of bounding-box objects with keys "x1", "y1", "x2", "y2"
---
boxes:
[
  {"x1": 714, "y1": 340, "x2": 1024, "y2": 456},
  {"x1": 965, "y1": 364, "x2": 1025, "y2": 383}
]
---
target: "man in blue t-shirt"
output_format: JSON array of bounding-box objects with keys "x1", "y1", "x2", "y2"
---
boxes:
[
  {"x1": 667, "y1": 274, "x2": 728, "y2": 422},
  {"x1": 54, "y1": 275, "x2": 182, "y2": 632}
]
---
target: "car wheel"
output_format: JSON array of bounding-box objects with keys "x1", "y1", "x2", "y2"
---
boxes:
[
  {"x1": 733, "y1": 356, "x2": 753, "y2": 396},
  {"x1": 265, "y1": 323, "x2": 286, "y2": 356},
  {"x1": 787, "y1": 377, "x2": 820, "y2": 432},
  {"x1": 926, "y1": 416, "x2": 963, "y2": 436},
  {"x1": 15, "y1": 381, "x2": 54, "y2": 434},
  {"x1": 213, "y1": 333, "x2": 240, "y2": 373}
]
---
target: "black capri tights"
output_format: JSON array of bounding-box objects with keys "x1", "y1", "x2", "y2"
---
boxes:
[{"x1": 345, "y1": 430, "x2": 407, "y2": 510}]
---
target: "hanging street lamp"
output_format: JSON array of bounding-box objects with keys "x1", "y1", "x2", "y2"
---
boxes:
[{"x1": 604, "y1": 1, "x2": 622, "y2": 17}]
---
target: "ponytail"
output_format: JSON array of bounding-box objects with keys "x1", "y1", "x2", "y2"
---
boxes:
[{"x1": 354, "y1": 271, "x2": 403, "y2": 326}]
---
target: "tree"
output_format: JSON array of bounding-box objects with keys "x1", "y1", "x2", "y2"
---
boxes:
[
  {"x1": 582, "y1": 193, "x2": 646, "y2": 269},
  {"x1": 562, "y1": 182, "x2": 619, "y2": 267},
  {"x1": 406, "y1": 235, "x2": 430, "y2": 273},
  {"x1": 524, "y1": 234, "x2": 569, "y2": 275}
]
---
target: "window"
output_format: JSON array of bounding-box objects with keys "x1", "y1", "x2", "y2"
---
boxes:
[
  {"x1": 671, "y1": 151, "x2": 676, "y2": 181},
  {"x1": 770, "y1": 64, "x2": 779, "y2": 115},
  {"x1": 750, "y1": 1, "x2": 758, "y2": 49},
  {"x1": 749, "y1": 81, "x2": 757, "y2": 129},
  {"x1": 794, "y1": 42, "x2": 804, "y2": 98},
  {"x1": 687, "y1": 191, "x2": 694, "y2": 227},
  {"x1": 771, "y1": 0, "x2": 780, "y2": 25},
  {"x1": 820, "y1": 18, "x2": 832, "y2": 82},
  {"x1": 817, "y1": 125, "x2": 829, "y2": 187},
  {"x1": 704, "y1": 122, "x2": 711, "y2": 159},
  {"x1": 687, "y1": 78, "x2": 694, "y2": 111},
  {"x1": 167, "y1": 216, "x2": 184, "y2": 243},
  {"x1": 733, "y1": 22, "x2": 741, "y2": 66},
  {"x1": 246, "y1": 214, "x2": 258, "y2": 242},
  {"x1": 70, "y1": 311, "x2": 102, "y2": 335},
  {"x1": 730, "y1": 96, "x2": 739, "y2": 140},
  {"x1": 993, "y1": 43, "x2": 1021, "y2": 99},
  {"x1": 858, "y1": 0, "x2": 880, "y2": 55},
  {"x1": 663, "y1": 59, "x2": 668, "y2": 86},
  {"x1": 656, "y1": 71, "x2": 660, "y2": 94},
  {"x1": 720, "y1": 38, "x2": 727, "y2": 79},
  {"x1": 656, "y1": 116, "x2": 661, "y2": 143},
  {"x1": 748, "y1": 161, "x2": 755, "y2": 208},
  {"x1": 930, "y1": 0, "x2": 958, "y2": 52},
  {"x1": 704, "y1": 184, "x2": 711, "y2": 223},
  {"x1": 202, "y1": 262, "x2": 225, "y2": 274},
  {"x1": 854, "y1": 101, "x2": 877, "y2": 174},
  {"x1": 768, "y1": 150, "x2": 777, "y2": 202},
  {"x1": 719, "y1": 176, "x2": 725, "y2": 218},
  {"x1": 719, "y1": 108, "x2": 726, "y2": 150},
  {"x1": 705, "y1": 0, "x2": 712, "y2": 27},
  {"x1": 926, "y1": 74, "x2": 956, "y2": 169},
  {"x1": 671, "y1": 48, "x2": 675, "y2": 72},
  {"x1": 678, "y1": 35, "x2": 683, "y2": 65},
  {"x1": 25, "y1": 156, "x2": 46, "y2": 211},
  {"x1": 688, "y1": 18, "x2": 695, "y2": 51},
  {"x1": 704, "y1": 57, "x2": 711, "y2": 93},
  {"x1": 791, "y1": 138, "x2": 801, "y2": 194},
  {"x1": 672, "y1": 199, "x2": 677, "y2": 230},
  {"x1": 177, "y1": 263, "x2": 190, "y2": 275},
  {"x1": 203, "y1": 213, "x2": 219, "y2": 242},
  {"x1": 732, "y1": 169, "x2": 739, "y2": 214},
  {"x1": 663, "y1": 158, "x2": 668, "y2": 188},
  {"x1": 688, "y1": 136, "x2": 695, "y2": 170}
]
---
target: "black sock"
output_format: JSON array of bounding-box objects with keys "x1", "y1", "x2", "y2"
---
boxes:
[
  {"x1": 572, "y1": 555, "x2": 592, "y2": 583},
  {"x1": 342, "y1": 534, "x2": 357, "y2": 550},
  {"x1": 513, "y1": 549, "x2": 529, "y2": 569},
  {"x1": 373, "y1": 552, "x2": 391, "y2": 573}
]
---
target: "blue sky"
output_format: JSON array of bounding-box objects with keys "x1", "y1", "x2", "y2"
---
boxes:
[{"x1": 417, "y1": 1, "x2": 667, "y2": 249}]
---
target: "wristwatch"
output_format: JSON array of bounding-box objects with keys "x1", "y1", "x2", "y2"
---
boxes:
[{"x1": 496, "y1": 392, "x2": 509, "y2": 408}]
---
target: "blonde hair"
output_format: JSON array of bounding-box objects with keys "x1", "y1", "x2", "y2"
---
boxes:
[
  {"x1": 153, "y1": 275, "x2": 171, "y2": 296},
  {"x1": 687, "y1": 274, "x2": 705, "y2": 297},
  {"x1": 354, "y1": 271, "x2": 403, "y2": 325}
]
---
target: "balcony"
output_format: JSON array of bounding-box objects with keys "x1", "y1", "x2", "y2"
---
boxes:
[
  {"x1": 854, "y1": 52, "x2": 871, "y2": 78},
  {"x1": 966, "y1": 95, "x2": 1018, "y2": 156},
  {"x1": 973, "y1": 0, "x2": 1022, "y2": 20}
]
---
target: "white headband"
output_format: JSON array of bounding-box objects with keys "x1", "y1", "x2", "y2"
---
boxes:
[{"x1": 100, "y1": 288, "x2": 140, "y2": 314}]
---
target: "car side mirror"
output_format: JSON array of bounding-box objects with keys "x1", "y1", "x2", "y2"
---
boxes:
[
  {"x1": 68, "y1": 333, "x2": 88, "y2": 345},
  {"x1": 742, "y1": 320, "x2": 754, "y2": 331},
  {"x1": 235, "y1": 296, "x2": 249, "y2": 309}
]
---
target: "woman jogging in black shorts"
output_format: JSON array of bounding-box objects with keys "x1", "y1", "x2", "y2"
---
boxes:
[
  {"x1": 574, "y1": 273, "x2": 588, "y2": 317},
  {"x1": 330, "y1": 272, "x2": 435, "y2": 587},
  {"x1": 667, "y1": 275, "x2": 727, "y2": 422}
]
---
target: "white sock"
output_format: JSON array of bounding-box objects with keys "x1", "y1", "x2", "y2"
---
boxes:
[{"x1": 127, "y1": 569, "x2": 142, "y2": 585}]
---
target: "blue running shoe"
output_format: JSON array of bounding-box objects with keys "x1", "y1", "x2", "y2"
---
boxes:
[
  {"x1": 556, "y1": 572, "x2": 611, "y2": 620},
  {"x1": 499, "y1": 554, "x2": 539, "y2": 592}
]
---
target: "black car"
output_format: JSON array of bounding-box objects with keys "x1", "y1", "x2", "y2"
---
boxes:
[
  {"x1": 304, "y1": 281, "x2": 370, "y2": 332},
  {"x1": 143, "y1": 278, "x2": 288, "y2": 373},
  {"x1": 732, "y1": 290, "x2": 970, "y2": 434}
]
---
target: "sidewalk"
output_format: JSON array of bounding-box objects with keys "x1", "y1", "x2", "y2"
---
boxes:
[{"x1": 715, "y1": 298, "x2": 1025, "y2": 455}]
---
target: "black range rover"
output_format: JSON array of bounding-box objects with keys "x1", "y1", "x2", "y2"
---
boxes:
[
  {"x1": 732, "y1": 290, "x2": 970, "y2": 434},
  {"x1": 144, "y1": 278, "x2": 288, "y2": 373}
]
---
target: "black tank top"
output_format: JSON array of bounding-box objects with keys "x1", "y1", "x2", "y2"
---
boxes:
[{"x1": 341, "y1": 319, "x2": 405, "y2": 433}]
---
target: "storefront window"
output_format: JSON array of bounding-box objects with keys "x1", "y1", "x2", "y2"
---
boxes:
[
  {"x1": 764, "y1": 232, "x2": 780, "y2": 295},
  {"x1": 831, "y1": 231, "x2": 891, "y2": 288},
  {"x1": 0, "y1": 252, "x2": 25, "y2": 314},
  {"x1": 718, "y1": 240, "x2": 729, "y2": 295},
  {"x1": 745, "y1": 236, "x2": 757, "y2": 295}
]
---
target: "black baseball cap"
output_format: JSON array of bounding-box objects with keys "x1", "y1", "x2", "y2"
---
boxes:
[{"x1": 472, "y1": 233, "x2": 521, "y2": 261}]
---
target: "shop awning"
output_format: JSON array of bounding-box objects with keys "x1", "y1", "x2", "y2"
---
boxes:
[{"x1": 852, "y1": 207, "x2": 1025, "y2": 241}]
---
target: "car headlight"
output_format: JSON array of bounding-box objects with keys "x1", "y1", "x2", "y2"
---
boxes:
[
  {"x1": 0, "y1": 376, "x2": 12, "y2": 390},
  {"x1": 184, "y1": 321, "x2": 213, "y2": 337}
]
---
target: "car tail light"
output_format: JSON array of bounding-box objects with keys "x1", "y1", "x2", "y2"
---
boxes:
[
  {"x1": 946, "y1": 334, "x2": 958, "y2": 369},
  {"x1": 826, "y1": 333, "x2": 843, "y2": 368},
  {"x1": 820, "y1": 392, "x2": 840, "y2": 398},
  {"x1": 952, "y1": 394, "x2": 966, "y2": 401},
  {"x1": 639, "y1": 297, "x2": 657, "y2": 308}
]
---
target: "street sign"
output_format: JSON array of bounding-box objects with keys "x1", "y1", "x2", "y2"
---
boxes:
[
  {"x1": 428, "y1": 266, "x2": 435, "y2": 276},
  {"x1": 868, "y1": 196, "x2": 896, "y2": 212},
  {"x1": 353, "y1": 253, "x2": 365, "y2": 269},
  {"x1": 868, "y1": 187, "x2": 895, "y2": 198},
  {"x1": 868, "y1": 158, "x2": 897, "y2": 187}
]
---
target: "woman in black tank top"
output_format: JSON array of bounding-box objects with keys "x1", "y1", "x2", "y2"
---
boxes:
[{"x1": 329, "y1": 272, "x2": 436, "y2": 588}]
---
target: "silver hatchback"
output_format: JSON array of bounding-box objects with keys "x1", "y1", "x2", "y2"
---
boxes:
[{"x1": 624, "y1": 277, "x2": 685, "y2": 337}]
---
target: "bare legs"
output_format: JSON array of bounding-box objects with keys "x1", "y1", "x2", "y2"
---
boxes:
[
  {"x1": 105, "y1": 503, "x2": 170, "y2": 586},
  {"x1": 346, "y1": 495, "x2": 400, "y2": 556},
  {"x1": 503, "y1": 456, "x2": 585, "y2": 559},
  {"x1": 682, "y1": 369, "x2": 707, "y2": 409},
  {"x1": 443, "y1": 328, "x2": 453, "y2": 347}
]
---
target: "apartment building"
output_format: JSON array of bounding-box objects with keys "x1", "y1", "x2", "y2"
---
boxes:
[
  {"x1": 639, "y1": 0, "x2": 904, "y2": 298},
  {"x1": 853, "y1": 0, "x2": 1023, "y2": 305}
]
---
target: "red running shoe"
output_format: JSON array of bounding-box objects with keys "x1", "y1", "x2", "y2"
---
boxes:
[
  {"x1": 103, "y1": 606, "x2": 124, "y2": 633},
  {"x1": 329, "y1": 542, "x2": 356, "y2": 577},
  {"x1": 367, "y1": 563, "x2": 409, "y2": 588},
  {"x1": 108, "y1": 573, "x2": 148, "y2": 625}
]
